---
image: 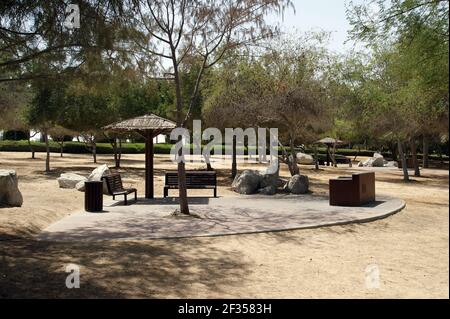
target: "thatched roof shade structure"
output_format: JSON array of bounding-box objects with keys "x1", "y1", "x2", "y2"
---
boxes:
[
  {"x1": 315, "y1": 137, "x2": 345, "y2": 167},
  {"x1": 315, "y1": 137, "x2": 344, "y2": 146},
  {"x1": 104, "y1": 114, "x2": 176, "y2": 199}
]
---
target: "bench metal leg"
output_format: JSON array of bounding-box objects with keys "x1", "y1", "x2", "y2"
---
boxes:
[
  {"x1": 164, "y1": 187, "x2": 168, "y2": 198},
  {"x1": 124, "y1": 194, "x2": 128, "y2": 205},
  {"x1": 214, "y1": 188, "x2": 217, "y2": 198},
  {"x1": 134, "y1": 191, "x2": 137, "y2": 201},
  {"x1": 112, "y1": 195, "x2": 115, "y2": 200}
]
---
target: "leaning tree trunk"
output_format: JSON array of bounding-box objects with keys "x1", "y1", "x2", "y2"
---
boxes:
[
  {"x1": 422, "y1": 135, "x2": 429, "y2": 168},
  {"x1": 231, "y1": 135, "x2": 237, "y2": 178},
  {"x1": 398, "y1": 140, "x2": 409, "y2": 182},
  {"x1": 410, "y1": 138, "x2": 420, "y2": 177},
  {"x1": 44, "y1": 130, "x2": 50, "y2": 173}
]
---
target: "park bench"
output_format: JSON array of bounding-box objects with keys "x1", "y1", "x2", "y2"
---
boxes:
[
  {"x1": 329, "y1": 172, "x2": 375, "y2": 206},
  {"x1": 164, "y1": 170, "x2": 217, "y2": 198},
  {"x1": 102, "y1": 173, "x2": 137, "y2": 205}
]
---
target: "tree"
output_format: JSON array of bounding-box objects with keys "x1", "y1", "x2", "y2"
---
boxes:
[
  {"x1": 26, "y1": 82, "x2": 66, "y2": 172},
  {"x1": 346, "y1": 0, "x2": 449, "y2": 179},
  {"x1": 127, "y1": 0, "x2": 293, "y2": 215},
  {"x1": 0, "y1": 0, "x2": 126, "y2": 82}
]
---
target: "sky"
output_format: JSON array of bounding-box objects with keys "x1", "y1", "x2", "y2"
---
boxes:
[{"x1": 267, "y1": 0, "x2": 366, "y2": 53}]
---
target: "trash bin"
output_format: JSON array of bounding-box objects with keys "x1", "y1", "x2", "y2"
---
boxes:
[{"x1": 84, "y1": 181, "x2": 103, "y2": 212}]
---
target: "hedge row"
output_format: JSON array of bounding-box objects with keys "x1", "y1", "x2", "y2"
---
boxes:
[{"x1": 0, "y1": 140, "x2": 447, "y2": 160}]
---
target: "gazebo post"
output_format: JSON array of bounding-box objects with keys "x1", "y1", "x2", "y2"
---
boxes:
[
  {"x1": 145, "y1": 130, "x2": 154, "y2": 199},
  {"x1": 326, "y1": 144, "x2": 331, "y2": 166}
]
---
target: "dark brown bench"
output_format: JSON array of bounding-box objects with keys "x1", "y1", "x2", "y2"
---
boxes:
[
  {"x1": 329, "y1": 172, "x2": 375, "y2": 206},
  {"x1": 164, "y1": 171, "x2": 217, "y2": 198},
  {"x1": 102, "y1": 173, "x2": 137, "y2": 205}
]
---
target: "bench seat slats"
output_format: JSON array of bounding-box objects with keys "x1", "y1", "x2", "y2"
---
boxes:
[
  {"x1": 102, "y1": 173, "x2": 137, "y2": 205},
  {"x1": 164, "y1": 171, "x2": 217, "y2": 197}
]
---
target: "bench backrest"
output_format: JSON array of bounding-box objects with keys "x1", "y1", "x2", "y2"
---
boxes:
[
  {"x1": 102, "y1": 173, "x2": 124, "y2": 194},
  {"x1": 165, "y1": 171, "x2": 216, "y2": 187}
]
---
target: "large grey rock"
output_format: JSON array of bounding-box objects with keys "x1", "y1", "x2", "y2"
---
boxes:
[
  {"x1": 258, "y1": 185, "x2": 277, "y2": 195},
  {"x1": 0, "y1": 169, "x2": 23, "y2": 207},
  {"x1": 359, "y1": 156, "x2": 384, "y2": 167},
  {"x1": 371, "y1": 157, "x2": 385, "y2": 167},
  {"x1": 296, "y1": 152, "x2": 314, "y2": 165},
  {"x1": 258, "y1": 166, "x2": 280, "y2": 190},
  {"x1": 285, "y1": 174, "x2": 309, "y2": 194},
  {"x1": 76, "y1": 164, "x2": 111, "y2": 194},
  {"x1": 57, "y1": 173, "x2": 86, "y2": 189},
  {"x1": 232, "y1": 170, "x2": 261, "y2": 195},
  {"x1": 371, "y1": 153, "x2": 385, "y2": 167}
]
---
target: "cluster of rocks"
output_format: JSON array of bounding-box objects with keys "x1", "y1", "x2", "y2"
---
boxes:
[
  {"x1": 57, "y1": 164, "x2": 111, "y2": 194},
  {"x1": 358, "y1": 153, "x2": 398, "y2": 168},
  {"x1": 296, "y1": 152, "x2": 315, "y2": 165},
  {"x1": 0, "y1": 169, "x2": 23, "y2": 207},
  {"x1": 232, "y1": 170, "x2": 309, "y2": 196}
]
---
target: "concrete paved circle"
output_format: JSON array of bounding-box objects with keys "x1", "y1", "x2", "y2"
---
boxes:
[{"x1": 37, "y1": 195, "x2": 406, "y2": 241}]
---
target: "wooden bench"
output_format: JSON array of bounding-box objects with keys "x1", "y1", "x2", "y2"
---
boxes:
[
  {"x1": 102, "y1": 173, "x2": 137, "y2": 205},
  {"x1": 164, "y1": 171, "x2": 217, "y2": 198},
  {"x1": 329, "y1": 172, "x2": 375, "y2": 206}
]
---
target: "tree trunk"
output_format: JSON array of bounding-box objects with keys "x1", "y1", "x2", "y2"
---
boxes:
[
  {"x1": 410, "y1": 138, "x2": 420, "y2": 177},
  {"x1": 288, "y1": 138, "x2": 299, "y2": 176},
  {"x1": 172, "y1": 52, "x2": 189, "y2": 215},
  {"x1": 422, "y1": 135, "x2": 429, "y2": 168},
  {"x1": 112, "y1": 137, "x2": 121, "y2": 169},
  {"x1": 27, "y1": 134, "x2": 35, "y2": 159},
  {"x1": 398, "y1": 140, "x2": 409, "y2": 182},
  {"x1": 92, "y1": 138, "x2": 97, "y2": 164},
  {"x1": 231, "y1": 135, "x2": 237, "y2": 178},
  {"x1": 331, "y1": 143, "x2": 337, "y2": 167},
  {"x1": 314, "y1": 145, "x2": 319, "y2": 170},
  {"x1": 118, "y1": 138, "x2": 122, "y2": 164},
  {"x1": 44, "y1": 130, "x2": 50, "y2": 172},
  {"x1": 59, "y1": 140, "x2": 64, "y2": 157},
  {"x1": 353, "y1": 145, "x2": 360, "y2": 161}
]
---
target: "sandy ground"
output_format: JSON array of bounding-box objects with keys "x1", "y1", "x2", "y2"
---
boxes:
[{"x1": 0, "y1": 151, "x2": 448, "y2": 298}]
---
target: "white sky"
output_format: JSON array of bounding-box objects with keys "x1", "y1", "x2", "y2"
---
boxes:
[{"x1": 267, "y1": 0, "x2": 366, "y2": 53}]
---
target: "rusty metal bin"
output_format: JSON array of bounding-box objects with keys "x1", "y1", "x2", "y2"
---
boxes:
[{"x1": 84, "y1": 181, "x2": 103, "y2": 212}]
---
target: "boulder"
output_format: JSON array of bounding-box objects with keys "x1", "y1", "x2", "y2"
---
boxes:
[
  {"x1": 371, "y1": 157, "x2": 385, "y2": 167},
  {"x1": 385, "y1": 161, "x2": 398, "y2": 167},
  {"x1": 373, "y1": 152, "x2": 384, "y2": 159},
  {"x1": 285, "y1": 174, "x2": 309, "y2": 194},
  {"x1": 75, "y1": 180, "x2": 86, "y2": 192},
  {"x1": 258, "y1": 185, "x2": 277, "y2": 195},
  {"x1": 359, "y1": 156, "x2": 384, "y2": 167},
  {"x1": 76, "y1": 164, "x2": 111, "y2": 194},
  {"x1": 260, "y1": 160, "x2": 280, "y2": 188},
  {"x1": 232, "y1": 170, "x2": 262, "y2": 195},
  {"x1": 296, "y1": 152, "x2": 314, "y2": 165},
  {"x1": 0, "y1": 169, "x2": 23, "y2": 207},
  {"x1": 57, "y1": 173, "x2": 86, "y2": 189}
]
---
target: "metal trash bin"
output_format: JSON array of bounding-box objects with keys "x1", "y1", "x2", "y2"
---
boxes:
[{"x1": 84, "y1": 181, "x2": 103, "y2": 212}]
